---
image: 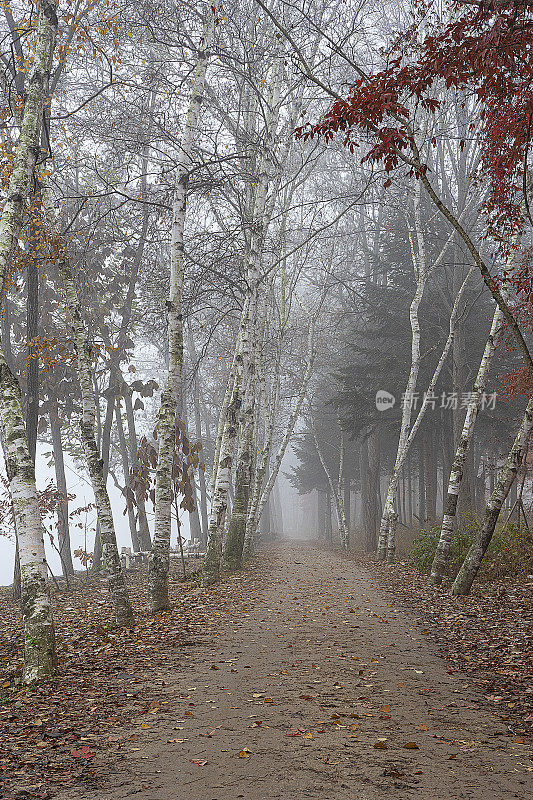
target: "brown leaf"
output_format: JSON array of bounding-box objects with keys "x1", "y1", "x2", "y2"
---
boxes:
[
  {"x1": 71, "y1": 746, "x2": 95, "y2": 759},
  {"x1": 403, "y1": 742, "x2": 419, "y2": 749}
]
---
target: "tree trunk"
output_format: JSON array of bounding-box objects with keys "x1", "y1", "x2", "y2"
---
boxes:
[
  {"x1": 317, "y1": 489, "x2": 326, "y2": 541},
  {"x1": 430, "y1": 296, "x2": 508, "y2": 585},
  {"x1": 50, "y1": 400, "x2": 73, "y2": 576},
  {"x1": 26, "y1": 226, "x2": 39, "y2": 464},
  {"x1": 311, "y1": 416, "x2": 349, "y2": 548},
  {"x1": 418, "y1": 439, "x2": 426, "y2": 526},
  {"x1": 407, "y1": 452, "x2": 413, "y2": 525},
  {"x1": 0, "y1": 0, "x2": 59, "y2": 682},
  {"x1": 362, "y1": 428, "x2": 379, "y2": 552},
  {"x1": 115, "y1": 399, "x2": 140, "y2": 552},
  {"x1": 123, "y1": 389, "x2": 151, "y2": 550},
  {"x1": 243, "y1": 305, "x2": 319, "y2": 557},
  {"x1": 424, "y1": 428, "x2": 437, "y2": 521},
  {"x1": 377, "y1": 180, "x2": 427, "y2": 561},
  {"x1": 452, "y1": 398, "x2": 533, "y2": 595},
  {"x1": 149, "y1": 4, "x2": 216, "y2": 611},
  {"x1": 203, "y1": 366, "x2": 242, "y2": 584},
  {"x1": 325, "y1": 489, "x2": 332, "y2": 543},
  {"x1": 59, "y1": 254, "x2": 134, "y2": 627},
  {"x1": 344, "y1": 476, "x2": 351, "y2": 546}
]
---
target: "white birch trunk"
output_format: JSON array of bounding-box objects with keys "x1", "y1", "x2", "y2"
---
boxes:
[
  {"x1": 58, "y1": 256, "x2": 134, "y2": 627},
  {"x1": 148, "y1": 3, "x2": 217, "y2": 612},
  {"x1": 451, "y1": 396, "x2": 533, "y2": 595},
  {"x1": 203, "y1": 52, "x2": 283, "y2": 580},
  {"x1": 377, "y1": 181, "x2": 426, "y2": 561},
  {"x1": 242, "y1": 305, "x2": 319, "y2": 557},
  {"x1": 311, "y1": 414, "x2": 349, "y2": 547},
  {"x1": 0, "y1": 0, "x2": 59, "y2": 681},
  {"x1": 430, "y1": 236, "x2": 522, "y2": 584},
  {"x1": 377, "y1": 188, "x2": 474, "y2": 562}
]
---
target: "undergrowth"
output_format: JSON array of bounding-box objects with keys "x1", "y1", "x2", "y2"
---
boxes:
[{"x1": 409, "y1": 514, "x2": 533, "y2": 579}]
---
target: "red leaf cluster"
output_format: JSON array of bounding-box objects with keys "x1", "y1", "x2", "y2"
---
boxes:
[{"x1": 298, "y1": 2, "x2": 533, "y2": 243}]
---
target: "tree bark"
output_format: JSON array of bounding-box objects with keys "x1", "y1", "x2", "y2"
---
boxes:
[
  {"x1": 149, "y1": 4, "x2": 216, "y2": 611},
  {"x1": 50, "y1": 399, "x2": 73, "y2": 576},
  {"x1": 26, "y1": 219, "x2": 39, "y2": 464},
  {"x1": 59, "y1": 254, "x2": 134, "y2": 627},
  {"x1": 115, "y1": 398, "x2": 140, "y2": 552},
  {"x1": 452, "y1": 398, "x2": 533, "y2": 595},
  {"x1": 188, "y1": 330, "x2": 208, "y2": 545},
  {"x1": 123, "y1": 389, "x2": 151, "y2": 550},
  {"x1": 0, "y1": 0, "x2": 59, "y2": 682},
  {"x1": 418, "y1": 439, "x2": 426, "y2": 526},
  {"x1": 429, "y1": 285, "x2": 511, "y2": 584},
  {"x1": 424, "y1": 428, "x2": 437, "y2": 521}
]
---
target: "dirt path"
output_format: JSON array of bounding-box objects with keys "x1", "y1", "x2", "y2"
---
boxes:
[{"x1": 64, "y1": 545, "x2": 532, "y2": 800}]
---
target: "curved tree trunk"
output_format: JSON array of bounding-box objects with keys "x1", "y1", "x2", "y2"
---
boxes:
[
  {"x1": 430, "y1": 238, "x2": 521, "y2": 584},
  {"x1": 452, "y1": 397, "x2": 533, "y2": 595},
  {"x1": 59, "y1": 253, "x2": 134, "y2": 626}
]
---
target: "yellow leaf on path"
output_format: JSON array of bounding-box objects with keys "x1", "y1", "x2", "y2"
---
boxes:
[
  {"x1": 403, "y1": 742, "x2": 419, "y2": 749},
  {"x1": 379, "y1": 705, "x2": 390, "y2": 713},
  {"x1": 239, "y1": 748, "x2": 252, "y2": 758},
  {"x1": 416, "y1": 724, "x2": 428, "y2": 731},
  {"x1": 302, "y1": 732, "x2": 314, "y2": 739}
]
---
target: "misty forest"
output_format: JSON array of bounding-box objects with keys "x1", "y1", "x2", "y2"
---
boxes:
[{"x1": 0, "y1": 0, "x2": 532, "y2": 798}]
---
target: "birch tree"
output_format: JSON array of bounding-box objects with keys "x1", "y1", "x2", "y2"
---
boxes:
[
  {"x1": 311, "y1": 410, "x2": 349, "y2": 547},
  {"x1": 429, "y1": 242, "x2": 522, "y2": 584},
  {"x1": 0, "y1": 0, "x2": 58, "y2": 681},
  {"x1": 58, "y1": 252, "x2": 135, "y2": 627},
  {"x1": 148, "y1": 3, "x2": 217, "y2": 611},
  {"x1": 451, "y1": 396, "x2": 533, "y2": 595}
]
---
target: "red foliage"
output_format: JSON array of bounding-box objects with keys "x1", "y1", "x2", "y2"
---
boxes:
[{"x1": 298, "y1": 1, "x2": 533, "y2": 244}]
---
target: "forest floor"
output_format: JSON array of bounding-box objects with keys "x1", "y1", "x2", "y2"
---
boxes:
[{"x1": 1, "y1": 543, "x2": 532, "y2": 800}]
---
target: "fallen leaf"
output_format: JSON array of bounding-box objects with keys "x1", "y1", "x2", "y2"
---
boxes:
[
  {"x1": 239, "y1": 748, "x2": 252, "y2": 758},
  {"x1": 71, "y1": 746, "x2": 95, "y2": 759},
  {"x1": 374, "y1": 741, "x2": 387, "y2": 749},
  {"x1": 403, "y1": 742, "x2": 419, "y2": 749}
]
